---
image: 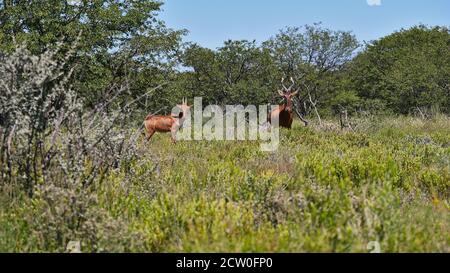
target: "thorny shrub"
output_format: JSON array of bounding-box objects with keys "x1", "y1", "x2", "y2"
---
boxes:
[{"x1": 0, "y1": 42, "x2": 145, "y2": 251}]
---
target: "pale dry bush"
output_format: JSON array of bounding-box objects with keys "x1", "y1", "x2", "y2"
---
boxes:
[
  {"x1": 0, "y1": 42, "x2": 145, "y2": 252},
  {"x1": 311, "y1": 120, "x2": 341, "y2": 132}
]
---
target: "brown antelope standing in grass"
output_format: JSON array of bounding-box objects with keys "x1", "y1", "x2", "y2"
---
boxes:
[
  {"x1": 268, "y1": 77, "x2": 299, "y2": 129},
  {"x1": 144, "y1": 98, "x2": 191, "y2": 143}
]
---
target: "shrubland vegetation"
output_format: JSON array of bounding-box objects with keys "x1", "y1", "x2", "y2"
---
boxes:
[{"x1": 0, "y1": 1, "x2": 449, "y2": 252}]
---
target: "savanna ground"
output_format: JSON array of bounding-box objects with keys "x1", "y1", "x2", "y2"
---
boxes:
[{"x1": 1, "y1": 116, "x2": 448, "y2": 253}]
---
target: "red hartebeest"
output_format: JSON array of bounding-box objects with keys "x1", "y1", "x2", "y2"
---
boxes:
[
  {"x1": 268, "y1": 77, "x2": 299, "y2": 129},
  {"x1": 144, "y1": 98, "x2": 191, "y2": 143}
]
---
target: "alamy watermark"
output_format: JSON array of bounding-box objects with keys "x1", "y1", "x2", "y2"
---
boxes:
[
  {"x1": 367, "y1": 241, "x2": 382, "y2": 253},
  {"x1": 169, "y1": 97, "x2": 280, "y2": 152}
]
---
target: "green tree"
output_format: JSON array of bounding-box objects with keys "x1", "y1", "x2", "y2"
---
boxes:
[
  {"x1": 348, "y1": 25, "x2": 450, "y2": 114},
  {"x1": 180, "y1": 40, "x2": 278, "y2": 106},
  {"x1": 0, "y1": 0, "x2": 186, "y2": 108},
  {"x1": 263, "y1": 24, "x2": 359, "y2": 118}
]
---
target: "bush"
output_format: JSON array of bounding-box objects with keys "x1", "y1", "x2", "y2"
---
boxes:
[{"x1": 0, "y1": 42, "x2": 145, "y2": 252}]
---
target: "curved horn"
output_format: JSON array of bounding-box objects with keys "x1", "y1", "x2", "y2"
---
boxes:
[
  {"x1": 290, "y1": 88, "x2": 299, "y2": 97},
  {"x1": 281, "y1": 77, "x2": 288, "y2": 91},
  {"x1": 288, "y1": 77, "x2": 295, "y2": 91}
]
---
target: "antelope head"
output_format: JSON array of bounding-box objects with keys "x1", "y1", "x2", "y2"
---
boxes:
[
  {"x1": 277, "y1": 77, "x2": 299, "y2": 109},
  {"x1": 175, "y1": 97, "x2": 191, "y2": 119}
]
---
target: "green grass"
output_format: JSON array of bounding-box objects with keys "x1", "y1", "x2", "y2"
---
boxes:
[{"x1": 1, "y1": 116, "x2": 449, "y2": 252}]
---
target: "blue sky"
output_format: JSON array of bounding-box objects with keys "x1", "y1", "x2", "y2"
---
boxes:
[{"x1": 159, "y1": 0, "x2": 450, "y2": 49}]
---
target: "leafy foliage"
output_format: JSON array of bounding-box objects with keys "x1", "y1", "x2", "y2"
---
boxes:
[
  {"x1": 263, "y1": 24, "x2": 360, "y2": 116},
  {"x1": 0, "y1": 0, "x2": 186, "y2": 108},
  {"x1": 180, "y1": 40, "x2": 278, "y2": 106},
  {"x1": 348, "y1": 25, "x2": 450, "y2": 114}
]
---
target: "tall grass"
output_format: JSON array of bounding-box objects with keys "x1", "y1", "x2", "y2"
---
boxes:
[
  {"x1": 1, "y1": 116, "x2": 448, "y2": 252},
  {"x1": 0, "y1": 45, "x2": 448, "y2": 253}
]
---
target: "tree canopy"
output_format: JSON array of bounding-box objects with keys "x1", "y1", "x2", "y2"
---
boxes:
[
  {"x1": 0, "y1": 0, "x2": 185, "y2": 109},
  {"x1": 348, "y1": 25, "x2": 450, "y2": 114},
  {"x1": 1, "y1": 1, "x2": 448, "y2": 117}
]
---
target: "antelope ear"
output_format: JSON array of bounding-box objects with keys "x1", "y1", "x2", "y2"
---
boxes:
[
  {"x1": 290, "y1": 89, "x2": 299, "y2": 97},
  {"x1": 278, "y1": 90, "x2": 285, "y2": 96}
]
